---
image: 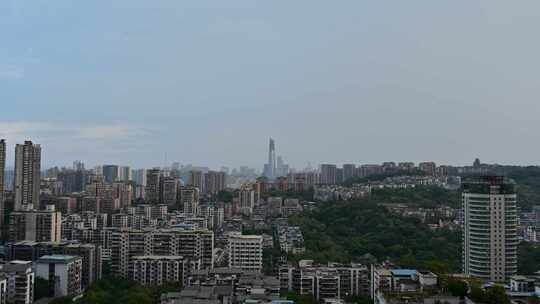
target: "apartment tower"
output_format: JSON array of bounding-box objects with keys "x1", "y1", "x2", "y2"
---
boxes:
[
  {"x1": 462, "y1": 176, "x2": 518, "y2": 282},
  {"x1": 0, "y1": 139, "x2": 5, "y2": 227},
  {"x1": 14, "y1": 141, "x2": 41, "y2": 211}
]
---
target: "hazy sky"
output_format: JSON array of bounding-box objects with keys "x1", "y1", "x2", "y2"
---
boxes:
[{"x1": 2, "y1": 1, "x2": 540, "y2": 169}]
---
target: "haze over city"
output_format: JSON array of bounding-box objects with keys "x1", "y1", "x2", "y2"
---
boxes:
[
  {"x1": 3, "y1": 1, "x2": 540, "y2": 168},
  {"x1": 4, "y1": 2, "x2": 540, "y2": 304}
]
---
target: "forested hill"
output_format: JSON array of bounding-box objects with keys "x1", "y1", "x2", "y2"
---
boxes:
[
  {"x1": 289, "y1": 195, "x2": 462, "y2": 273},
  {"x1": 369, "y1": 186, "x2": 460, "y2": 208},
  {"x1": 506, "y1": 166, "x2": 540, "y2": 211},
  {"x1": 290, "y1": 184, "x2": 540, "y2": 274}
]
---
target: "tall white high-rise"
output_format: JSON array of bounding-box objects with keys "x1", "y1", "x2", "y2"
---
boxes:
[
  {"x1": 238, "y1": 187, "x2": 255, "y2": 215},
  {"x1": 118, "y1": 166, "x2": 132, "y2": 182},
  {"x1": 0, "y1": 139, "x2": 5, "y2": 227},
  {"x1": 14, "y1": 141, "x2": 41, "y2": 211},
  {"x1": 462, "y1": 176, "x2": 518, "y2": 282}
]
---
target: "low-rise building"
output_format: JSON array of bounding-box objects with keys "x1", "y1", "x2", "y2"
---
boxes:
[
  {"x1": 131, "y1": 256, "x2": 193, "y2": 287},
  {"x1": 509, "y1": 275, "x2": 538, "y2": 297},
  {"x1": 370, "y1": 266, "x2": 438, "y2": 303},
  {"x1": 276, "y1": 225, "x2": 305, "y2": 254},
  {"x1": 160, "y1": 286, "x2": 231, "y2": 304},
  {"x1": 282, "y1": 199, "x2": 303, "y2": 217},
  {"x1": 280, "y1": 261, "x2": 370, "y2": 301}
]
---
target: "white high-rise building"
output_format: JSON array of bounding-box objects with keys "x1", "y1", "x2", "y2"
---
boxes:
[
  {"x1": 462, "y1": 176, "x2": 518, "y2": 282},
  {"x1": 239, "y1": 188, "x2": 255, "y2": 216},
  {"x1": 119, "y1": 166, "x2": 132, "y2": 182},
  {"x1": 14, "y1": 141, "x2": 41, "y2": 211},
  {"x1": 0, "y1": 139, "x2": 5, "y2": 227},
  {"x1": 227, "y1": 234, "x2": 263, "y2": 272},
  {"x1": 110, "y1": 229, "x2": 214, "y2": 278}
]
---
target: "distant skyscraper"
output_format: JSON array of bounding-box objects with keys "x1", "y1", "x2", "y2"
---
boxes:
[
  {"x1": 0, "y1": 139, "x2": 5, "y2": 227},
  {"x1": 133, "y1": 169, "x2": 147, "y2": 186},
  {"x1": 14, "y1": 140, "x2": 41, "y2": 211},
  {"x1": 118, "y1": 166, "x2": 132, "y2": 182},
  {"x1": 336, "y1": 168, "x2": 344, "y2": 184},
  {"x1": 343, "y1": 164, "x2": 356, "y2": 181},
  {"x1": 188, "y1": 170, "x2": 204, "y2": 193},
  {"x1": 275, "y1": 155, "x2": 290, "y2": 177},
  {"x1": 319, "y1": 164, "x2": 337, "y2": 185},
  {"x1": 238, "y1": 187, "x2": 255, "y2": 216},
  {"x1": 102, "y1": 165, "x2": 119, "y2": 184},
  {"x1": 204, "y1": 171, "x2": 226, "y2": 196},
  {"x1": 145, "y1": 168, "x2": 161, "y2": 204},
  {"x1": 171, "y1": 162, "x2": 181, "y2": 171},
  {"x1": 113, "y1": 182, "x2": 133, "y2": 208},
  {"x1": 180, "y1": 186, "x2": 200, "y2": 214},
  {"x1": 419, "y1": 162, "x2": 437, "y2": 176},
  {"x1": 161, "y1": 177, "x2": 180, "y2": 208},
  {"x1": 277, "y1": 156, "x2": 284, "y2": 176},
  {"x1": 263, "y1": 138, "x2": 276, "y2": 179},
  {"x1": 73, "y1": 160, "x2": 85, "y2": 171},
  {"x1": 220, "y1": 166, "x2": 230, "y2": 175},
  {"x1": 462, "y1": 176, "x2": 518, "y2": 283},
  {"x1": 57, "y1": 168, "x2": 88, "y2": 194}
]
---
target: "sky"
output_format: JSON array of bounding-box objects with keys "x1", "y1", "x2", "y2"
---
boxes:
[{"x1": 2, "y1": 1, "x2": 540, "y2": 170}]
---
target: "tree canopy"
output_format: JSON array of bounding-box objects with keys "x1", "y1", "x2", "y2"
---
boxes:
[{"x1": 289, "y1": 196, "x2": 462, "y2": 272}]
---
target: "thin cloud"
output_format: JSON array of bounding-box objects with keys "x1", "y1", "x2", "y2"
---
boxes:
[
  {"x1": 0, "y1": 122, "x2": 60, "y2": 138},
  {"x1": 0, "y1": 65, "x2": 25, "y2": 80},
  {"x1": 79, "y1": 125, "x2": 148, "y2": 140},
  {"x1": 0, "y1": 121, "x2": 149, "y2": 142}
]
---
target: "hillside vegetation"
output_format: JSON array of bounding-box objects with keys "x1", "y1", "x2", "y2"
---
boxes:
[{"x1": 289, "y1": 189, "x2": 462, "y2": 273}]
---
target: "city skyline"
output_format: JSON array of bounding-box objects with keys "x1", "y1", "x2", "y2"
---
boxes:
[
  {"x1": 1, "y1": 2, "x2": 539, "y2": 303},
  {"x1": 3, "y1": 1, "x2": 540, "y2": 168},
  {"x1": 0, "y1": 137, "x2": 536, "y2": 172}
]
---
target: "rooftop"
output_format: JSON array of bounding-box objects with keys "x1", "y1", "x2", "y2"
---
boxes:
[
  {"x1": 391, "y1": 269, "x2": 417, "y2": 277},
  {"x1": 228, "y1": 234, "x2": 263, "y2": 240},
  {"x1": 1, "y1": 260, "x2": 33, "y2": 272},
  {"x1": 37, "y1": 255, "x2": 80, "y2": 264},
  {"x1": 132, "y1": 255, "x2": 184, "y2": 260}
]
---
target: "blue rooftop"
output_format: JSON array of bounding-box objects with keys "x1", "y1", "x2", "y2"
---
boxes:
[{"x1": 391, "y1": 269, "x2": 417, "y2": 277}]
